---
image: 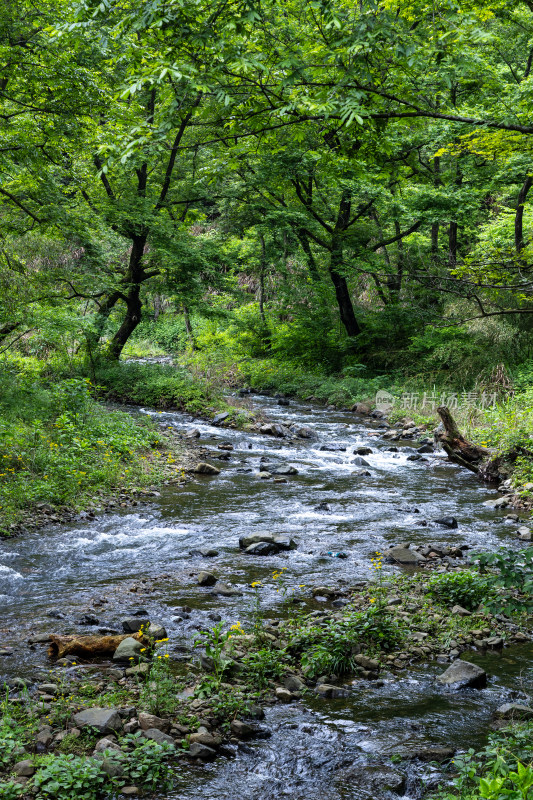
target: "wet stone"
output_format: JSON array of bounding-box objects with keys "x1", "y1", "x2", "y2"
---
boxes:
[{"x1": 436, "y1": 660, "x2": 487, "y2": 689}]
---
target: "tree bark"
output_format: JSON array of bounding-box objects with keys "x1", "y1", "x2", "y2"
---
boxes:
[
  {"x1": 515, "y1": 175, "x2": 533, "y2": 252},
  {"x1": 329, "y1": 190, "x2": 362, "y2": 338}
]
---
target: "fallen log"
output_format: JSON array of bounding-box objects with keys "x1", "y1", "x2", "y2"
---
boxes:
[
  {"x1": 48, "y1": 632, "x2": 145, "y2": 660},
  {"x1": 436, "y1": 406, "x2": 492, "y2": 475}
]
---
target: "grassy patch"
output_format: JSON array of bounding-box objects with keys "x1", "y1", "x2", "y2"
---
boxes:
[{"x1": 0, "y1": 360, "x2": 185, "y2": 535}]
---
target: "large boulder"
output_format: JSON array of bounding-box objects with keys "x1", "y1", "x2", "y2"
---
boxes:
[
  {"x1": 436, "y1": 660, "x2": 487, "y2": 689},
  {"x1": 73, "y1": 708, "x2": 123, "y2": 734}
]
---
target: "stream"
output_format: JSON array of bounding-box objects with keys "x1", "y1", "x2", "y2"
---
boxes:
[{"x1": 1, "y1": 394, "x2": 532, "y2": 799}]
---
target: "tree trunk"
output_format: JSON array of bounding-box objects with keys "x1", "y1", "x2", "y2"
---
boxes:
[
  {"x1": 107, "y1": 235, "x2": 147, "y2": 361},
  {"x1": 297, "y1": 229, "x2": 320, "y2": 282},
  {"x1": 329, "y1": 190, "x2": 362, "y2": 338},
  {"x1": 515, "y1": 175, "x2": 533, "y2": 252},
  {"x1": 183, "y1": 304, "x2": 196, "y2": 350}
]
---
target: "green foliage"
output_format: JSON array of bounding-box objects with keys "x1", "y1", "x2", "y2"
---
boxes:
[
  {"x1": 427, "y1": 570, "x2": 493, "y2": 612},
  {"x1": 139, "y1": 648, "x2": 181, "y2": 717},
  {"x1": 474, "y1": 549, "x2": 533, "y2": 615},
  {"x1": 242, "y1": 648, "x2": 286, "y2": 689},
  {"x1": 120, "y1": 734, "x2": 174, "y2": 792},
  {"x1": 95, "y1": 362, "x2": 218, "y2": 412},
  {"x1": 292, "y1": 606, "x2": 405, "y2": 678},
  {"x1": 0, "y1": 359, "x2": 167, "y2": 534},
  {"x1": 194, "y1": 622, "x2": 235, "y2": 695},
  {"x1": 0, "y1": 783, "x2": 23, "y2": 800},
  {"x1": 430, "y1": 724, "x2": 533, "y2": 800},
  {"x1": 32, "y1": 754, "x2": 110, "y2": 800}
]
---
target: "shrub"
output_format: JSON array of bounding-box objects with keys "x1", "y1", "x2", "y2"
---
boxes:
[{"x1": 426, "y1": 570, "x2": 493, "y2": 611}]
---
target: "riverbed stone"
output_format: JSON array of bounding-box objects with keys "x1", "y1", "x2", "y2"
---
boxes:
[
  {"x1": 213, "y1": 412, "x2": 230, "y2": 425},
  {"x1": 230, "y1": 719, "x2": 256, "y2": 737},
  {"x1": 384, "y1": 546, "x2": 426, "y2": 564},
  {"x1": 354, "y1": 654, "x2": 380, "y2": 671},
  {"x1": 190, "y1": 732, "x2": 222, "y2": 748},
  {"x1": 13, "y1": 760, "x2": 34, "y2": 777},
  {"x1": 211, "y1": 582, "x2": 242, "y2": 596},
  {"x1": 122, "y1": 618, "x2": 149, "y2": 633},
  {"x1": 275, "y1": 687, "x2": 293, "y2": 703},
  {"x1": 188, "y1": 742, "x2": 217, "y2": 760},
  {"x1": 143, "y1": 729, "x2": 175, "y2": 746},
  {"x1": 193, "y1": 462, "x2": 221, "y2": 475},
  {"x1": 434, "y1": 516, "x2": 458, "y2": 528},
  {"x1": 271, "y1": 464, "x2": 299, "y2": 475},
  {"x1": 112, "y1": 638, "x2": 143, "y2": 662},
  {"x1": 146, "y1": 621, "x2": 167, "y2": 640},
  {"x1": 73, "y1": 708, "x2": 123, "y2": 734},
  {"x1": 138, "y1": 713, "x2": 170, "y2": 733},
  {"x1": 436, "y1": 660, "x2": 487, "y2": 689},
  {"x1": 197, "y1": 571, "x2": 217, "y2": 587},
  {"x1": 451, "y1": 605, "x2": 471, "y2": 616},
  {"x1": 494, "y1": 703, "x2": 533, "y2": 720},
  {"x1": 339, "y1": 764, "x2": 406, "y2": 796},
  {"x1": 316, "y1": 684, "x2": 350, "y2": 698},
  {"x1": 239, "y1": 533, "x2": 296, "y2": 550},
  {"x1": 245, "y1": 541, "x2": 279, "y2": 556}
]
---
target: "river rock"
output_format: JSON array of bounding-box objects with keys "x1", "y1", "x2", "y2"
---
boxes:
[
  {"x1": 483, "y1": 497, "x2": 510, "y2": 509},
  {"x1": 113, "y1": 638, "x2": 143, "y2": 662},
  {"x1": 190, "y1": 732, "x2": 222, "y2": 748},
  {"x1": 193, "y1": 462, "x2": 221, "y2": 475},
  {"x1": 94, "y1": 737, "x2": 122, "y2": 754},
  {"x1": 319, "y1": 444, "x2": 347, "y2": 452},
  {"x1": 339, "y1": 765, "x2": 406, "y2": 795},
  {"x1": 122, "y1": 618, "x2": 149, "y2": 633},
  {"x1": 384, "y1": 546, "x2": 426, "y2": 565},
  {"x1": 271, "y1": 464, "x2": 299, "y2": 475},
  {"x1": 213, "y1": 412, "x2": 230, "y2": 425},
  {"x1": 451, "y1": 605, "x2": 471, "y2": 616},
  {"x1": 197, "y1": 571, "x2": 217, "y2": 587},
  {"x1": 239, "y1": 533, "x2": 296, "y2": 551},
  {"x1": 494, "y1": 703, "x2": 533, "y2": 720},
  {"x1": 230, "y1": 719, "x2": 256, "y2": 737},
  {"x1": 354, "y1": 654, "x2": 379, "y2": 671},
  {"x1": 143, "y1": 728, "x2": 175, "y2": 746},
  {"x1": 352, "y1": 456, "x2": 371, "y2": 467},
  {"x1": 211, "y1": 582, "x2": 242, "y2": 596},
  {"x1": 275, "y1": 687, "x2": 293, "y2": 703},
  {"x1": 73, "y1": 708, "x2": 123, "y2": 734},
  {"x1": 146, "y1": 622, "x2": 167, "y2": 640},
  {"x1": 125, "y1": 663, "x2": 150, "y2": 677},
  {"x1": 417, "y1": 444, "x2": 434, "y2": 453},
  {"x1": 284, "y1": 675, "x2": 306, "y2": 692},
  {"x1": 138, "y1": 713, "x2": 170, "y2": 733},
  {"x1": 408, "y1": 746, "x2": 455, "y2": 762},
  {"x1": 352, "y1": 403, "x2": 371, "y2": 415},
  {"x1": 316, "y1": 684, "x2": 351, "y2": 698},
  {"x1": 289, "y1": 424, "x2": 315, "y2": 439},
  {"x1": 355, "y1": 447, "x2": 373, "y2": 455},
  {"x1": 190, "y1": 548, "x2": 219, "y2": 557},
  {"x1": 185, "y1": 428, "x2": 201, "y2": 439},
  {"x1": 245, "y1": 541, "x2": 279, "y2": 556},
  {"x1": 434, "y1": 516, "x2": 458, "y2": 528},
  {"x1": 436, "y1": 660, "x2": 487, "y2": 689},
  {"x1": 13, "y1": 760, "x2": 35, "y2": 777},
  {"x1": 188, "y1": 742, "x2": 217, "y2": 760},
  {"x1": 260, "y1": 423, "x2": 289, "y2": 438}
]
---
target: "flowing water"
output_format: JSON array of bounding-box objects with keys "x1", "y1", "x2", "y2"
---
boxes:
[{"x1": 1, "y1": 394, "x2": 532, "y2": 799}]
